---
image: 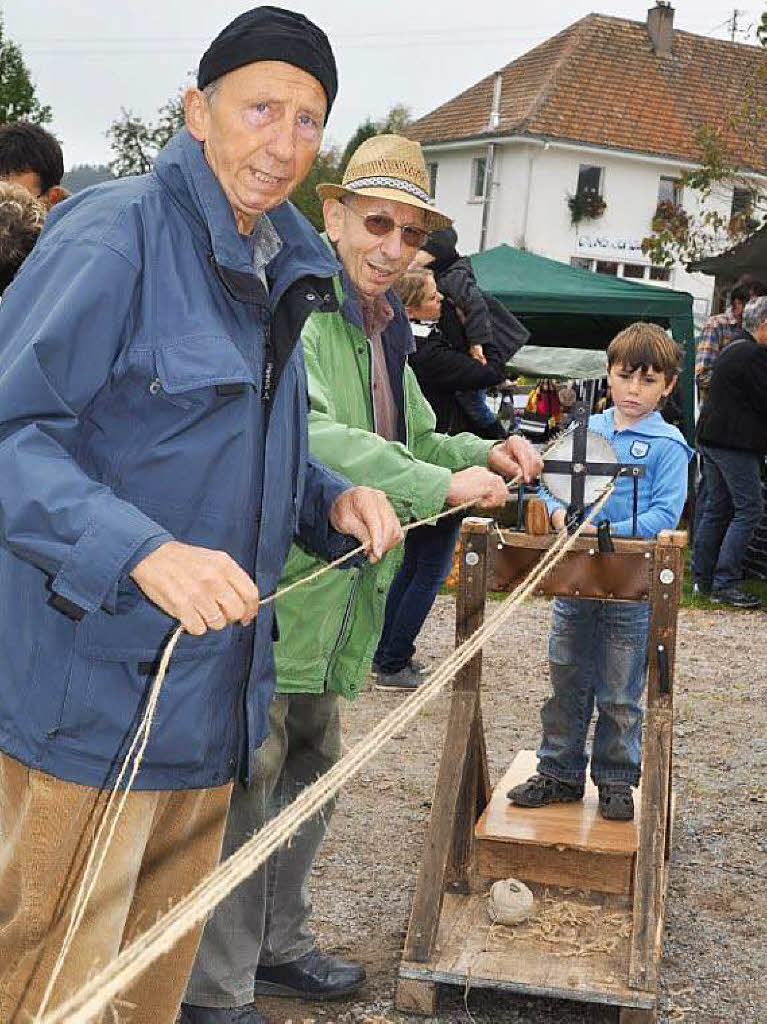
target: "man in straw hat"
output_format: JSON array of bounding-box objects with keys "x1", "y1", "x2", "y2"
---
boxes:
[
  {"x1": 0, "y1": 8, "x2": 404, "y2": 1023},
  {"x1": 182, "y1": 134, "x2": 542, "y2": 1023}
]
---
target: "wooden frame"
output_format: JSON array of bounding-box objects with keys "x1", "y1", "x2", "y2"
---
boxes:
[{"x1": 396, "y1": 518, "x2": 685, "y2": 1022}]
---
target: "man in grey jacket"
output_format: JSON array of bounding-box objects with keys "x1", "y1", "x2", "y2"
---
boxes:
[{"x1": 0, "y1": 9, "x2": 401, "y2": 1024}]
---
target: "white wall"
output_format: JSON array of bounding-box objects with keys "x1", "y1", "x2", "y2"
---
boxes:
[{"x1": 425, "y1": 138, "x2": 726, "y2": 324}]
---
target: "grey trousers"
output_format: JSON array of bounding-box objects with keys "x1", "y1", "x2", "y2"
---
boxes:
[{"x1": 184, "y1": 691, "x2": 342, "y2": 1008}]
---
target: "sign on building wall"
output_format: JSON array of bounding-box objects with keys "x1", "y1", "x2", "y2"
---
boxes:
[{"x1": 576, "y1": 235, "x2": 646, "y2": 258}]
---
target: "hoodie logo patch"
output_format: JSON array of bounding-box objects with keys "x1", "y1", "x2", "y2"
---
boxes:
[{"x1": 630, "y1": 440, "x2": 650, "y2": 459}]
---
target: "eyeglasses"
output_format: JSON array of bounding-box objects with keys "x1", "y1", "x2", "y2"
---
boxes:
[{"x1": 342, "y1": 203, "x2": 430, "y2": 249}]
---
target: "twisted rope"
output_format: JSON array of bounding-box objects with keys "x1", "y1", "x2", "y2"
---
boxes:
[
  {"x1": 38, "y1": 483, "x2": 613, "y2": 1024},
  {"x1": 35, "y1": 482, "x2": 516, "y2": 1022}
]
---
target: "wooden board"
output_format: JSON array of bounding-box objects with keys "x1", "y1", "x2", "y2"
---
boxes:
[
  {"x1": 398, "y1": 891, "x2": 656, "y2": 1011},
  {"x1": 475, "y1": 751, "x2": 640, "y2": 895}
]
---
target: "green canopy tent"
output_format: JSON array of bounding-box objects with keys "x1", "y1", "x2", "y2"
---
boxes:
[{"x1": 470, "y1": 244, "x2": 696, "y2": 442}]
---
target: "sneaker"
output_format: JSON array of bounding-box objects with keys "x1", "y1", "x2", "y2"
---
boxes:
[
  {"x1": 372, "y1": 657, "x2": 425, "y2": 673},
  {"x1": 598, "y1": 782, "x2": 635, "y2": 821},
  {"x1": 710, "y1": 586, "x2": 761, "y2": 609},
  {"x1": 373, "y1": 663, "x2": 423, "y2": 691},
  {"x1": 507, "y1": 773, "x2": 584, "y2": 808},
  {"x1": 692, "y1": 582, "x2": 711, "y2": 598}
]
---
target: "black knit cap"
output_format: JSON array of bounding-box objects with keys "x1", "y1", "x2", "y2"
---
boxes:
[{"x1": 197, "y1": 6, "x2": 337, "y2": 122}]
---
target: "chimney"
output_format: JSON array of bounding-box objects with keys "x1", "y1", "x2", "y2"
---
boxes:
[
  {"x1": 488, "y1": 71, "x2": 503, "y2": 131},
  {"x1": 647, "y1": 2, "x2": 674, "y2": 57}
]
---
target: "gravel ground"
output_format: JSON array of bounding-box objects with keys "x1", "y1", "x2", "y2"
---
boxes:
[{"x1": 258, "y1": 596, "x2": 766, "y2": 1024}]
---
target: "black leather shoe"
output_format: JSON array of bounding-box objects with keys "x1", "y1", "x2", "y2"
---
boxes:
[
  {"x1": 179, "y1": 1003, "x2": 269, "y2": 1024},
  {"x1": 254, "y1": 949, "x2": 366, "y2": 1000}
]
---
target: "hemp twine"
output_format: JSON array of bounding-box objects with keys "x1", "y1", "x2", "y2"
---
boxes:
[
  {"x1": 35, "y1": 480, "x2": 517, "y2": 1022},
  {"x1": 38, "y1": 482, "x2": 613, "y2": 1024}
]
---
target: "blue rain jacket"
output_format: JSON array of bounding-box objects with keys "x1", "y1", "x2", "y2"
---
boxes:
[
  {"x1": 540, "y1": 408, "x2": 693, "y2": 538},
  {"x1": 0, "y1": 129, "x2": 353, "y2": 790}
]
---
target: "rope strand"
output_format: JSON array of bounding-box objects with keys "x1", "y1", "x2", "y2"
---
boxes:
[
  {"x1": 36, "y1": 479, "x2": 524, "y2": 1021},
  {"x1": 39, "y1": 483, "x2": 613, "y2": 1024}
]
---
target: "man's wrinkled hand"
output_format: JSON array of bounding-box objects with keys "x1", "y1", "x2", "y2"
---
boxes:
[
  {"x1": 488, "y1": 434, "x2": 544, "y2": 483},
  {"x1": 130, "y1": 540, "x2": 259, "y2": 636},
  {"x1": 329, "y1": 486, "x2": 403, "y2": 564},
  {"x1": 445, "y1": 466, "x2": 509, "y2": 509}
]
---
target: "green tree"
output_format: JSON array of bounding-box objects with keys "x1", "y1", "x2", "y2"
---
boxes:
[
  {"x1": 339, "y1": 104, "x2": 413, "y2": 173},
  {"x1": 339, "y1": 118, "x2": 378, "y2": 172},
  {"x1": 642, "y1": 16, "x2": 767, "y2": 266},
  {"x1": 61, "y1": 164, "x2": 114, "y2": 193},
  {"x1": 107, "y1": 93, "x2": 184, "y2": 177},
  {"x1": 0, "y1": 12, "x2": 52, "y2": 124},
  {"x1": 291, "y1": 146, "x2": 342, "y2": 230}
]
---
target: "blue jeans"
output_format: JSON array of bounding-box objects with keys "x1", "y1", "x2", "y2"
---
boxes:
[
  {"x1": 538, "y1": 597, "x2": 650, "y2": 787},
  {"x1": 456, "y1": 389, "x2": 497, "y2": 430},
  {"x1": 374, "y1": 515, "x2": 461, "y2": 673},
  {"x1": 694, "y1": 444, "x2": 764, "y2": 591}
]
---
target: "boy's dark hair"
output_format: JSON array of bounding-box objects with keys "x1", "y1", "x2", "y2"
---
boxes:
[
  {"x1": 0, "y1": 122, "x2": 64, "y2": 195},
  {"x1": 0, "y1": 181, "x2": 45, "y2": 293},
  {"x1": 731, "y1": 275, "x2": 767, "y2": 305},
  {"x1": 607, "y1": 322, "x2": 681, "y2": 384}
]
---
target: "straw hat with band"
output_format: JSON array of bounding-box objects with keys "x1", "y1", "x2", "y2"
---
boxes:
[{"x1": 316, "y1": 134, "x2": 452, "y2": 232}]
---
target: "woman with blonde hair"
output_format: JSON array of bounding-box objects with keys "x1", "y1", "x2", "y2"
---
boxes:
[{"x1": 373, "y1": 266, "x2": 511, "y2": 688}]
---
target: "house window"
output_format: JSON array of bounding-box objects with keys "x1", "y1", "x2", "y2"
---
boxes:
[
  {"x1": 731, "y1": 186, "x2": 754, "y2": 216},
  {"x1": 426, "y1": 162, "x2": 438, "y2": 200},
  {"x1": 570, "y1": 257, "x2": 592, "y2": 270},
  {"x1": 649, "y1": 266, "x2": 671, "y2": 282},
  {"x1": 471, "y1": 157, "x2": 487, "y2": 200},
  {"x1": 658, "y1": 176, "x2": 682, "y2": 206},
  {"x1": 595, "y1": 260, "x2": 618, "y2": 276},
  {"x1": 622, "y1": 263, "x2": 646, "y2": 279},
  {"x1": 576, "y1": 164, "x2": 603, "y2": 198}
]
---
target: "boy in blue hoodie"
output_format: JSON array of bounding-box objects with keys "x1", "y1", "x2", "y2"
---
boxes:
[{"x1": 509, "y1": 323, "x2": 693, "y2": 820}]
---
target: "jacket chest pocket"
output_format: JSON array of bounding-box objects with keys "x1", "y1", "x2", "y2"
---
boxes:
[{"x1": 151, "y1": 334, "x2": 260, "y2": 409}]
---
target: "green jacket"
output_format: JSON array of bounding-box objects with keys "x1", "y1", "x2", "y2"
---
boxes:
[{"x1": 273, "y1": 266, "x2": 496, "y2": 699}]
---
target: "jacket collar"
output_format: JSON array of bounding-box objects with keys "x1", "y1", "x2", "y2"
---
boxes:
[
  {"x1": 154, "y1": 130, "x2": 339, "y2": 297},
  {"x1": 603, "y1": 407, "x2": 693, "y2": 450}
]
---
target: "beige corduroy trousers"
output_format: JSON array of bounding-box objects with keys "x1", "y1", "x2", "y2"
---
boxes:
[{"x1": 0, "y1": 751, "x2": 232, "y2": 1024}]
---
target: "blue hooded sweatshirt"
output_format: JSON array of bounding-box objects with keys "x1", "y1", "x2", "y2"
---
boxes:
[
  {"x1": 540, "y1": 408, "x2": 694, "y2": 538},
  {"x1": 0, "y1": 129, "x2": 353, "y2": 789}
]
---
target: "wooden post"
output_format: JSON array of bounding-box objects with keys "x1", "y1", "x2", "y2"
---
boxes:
[
  {"x1": 629, "y1": 530, "x2": 684, "y2": 991},
  {"x1": 400, "y1": 519, "x2": 491, "y2": 963}
]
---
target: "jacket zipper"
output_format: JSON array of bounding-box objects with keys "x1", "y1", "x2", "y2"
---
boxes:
[
  {"x1": 262, "y1": 319, "x2": 274, "y2": 405},
  {"x1": 323, "y1": 570, "x2": 360, "y2": 690},
  {"x1": 366, "y1": 335, "x2": 379, "y2": 436}
]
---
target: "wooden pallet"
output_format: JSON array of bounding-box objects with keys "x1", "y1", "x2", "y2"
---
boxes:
[{"x1": 395, "y1": 521, "x2": 685, "y2": 1023}]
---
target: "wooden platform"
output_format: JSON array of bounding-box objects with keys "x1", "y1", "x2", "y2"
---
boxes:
[
  {"x1": 398, "y1": 889, "x2": 657, "y2": 1014},
  {"x1": 475, "y1": 751, "x2": 640, "y2": 895}
]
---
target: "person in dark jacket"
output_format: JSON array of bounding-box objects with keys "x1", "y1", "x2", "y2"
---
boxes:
[
  {"x1": 405, "y1": 267, "x2": 511, "y2": 439},
  {"x1": 373, "y1": 267, "x2": 506, "y2": 687},
  {"x1": 0, "y1": 10, "x2": 402, "y2": 1024},
  {"x1": 414, "y1": 227, "x2": 528, "y2": 434},
  {"x1": 693, "y1": 295, "x2": 767, "y2": 608}
]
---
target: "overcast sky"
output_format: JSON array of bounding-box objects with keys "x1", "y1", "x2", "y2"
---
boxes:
[{"x1": 2, "y1": 0, "x2": 763, "y2": 169}]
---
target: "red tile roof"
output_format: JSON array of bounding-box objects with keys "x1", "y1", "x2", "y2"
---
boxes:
[{"x1": 407, "y1": 14, "x2": 766, "y2": 172}]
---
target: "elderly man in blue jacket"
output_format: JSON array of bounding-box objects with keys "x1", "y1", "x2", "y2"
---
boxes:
[{"x1": 0, "y1": 9, "x2": 402, "y2": 1024}]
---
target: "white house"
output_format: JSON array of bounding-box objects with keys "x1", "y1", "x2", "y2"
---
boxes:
[{"x1": 408, "y1": 3, "x2": 767, "y2": 325}]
